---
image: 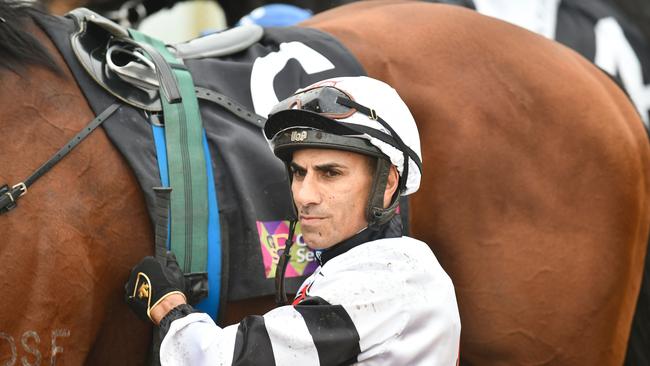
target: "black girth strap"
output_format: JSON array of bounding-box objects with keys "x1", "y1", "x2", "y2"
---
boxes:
[
  {"x1": 152, "y1": 186, "x2": 172, "y2": 260},
  {"x1": 0, "y1": 102, "x2": 121, "y2": 215}
]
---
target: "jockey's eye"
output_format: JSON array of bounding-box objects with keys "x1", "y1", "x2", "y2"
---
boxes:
[
  {"x1": 322, "y1": 168, "x2": 341, "y2": 178},
  {"x1": 290, "y1": 163, "x2": 306, "y2": 180}
]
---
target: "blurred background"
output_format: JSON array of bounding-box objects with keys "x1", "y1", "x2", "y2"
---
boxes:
[
  {"x1": 40, "y1": 0, "x2": 650, "y2": 44},
  {"x1": 39, "y1": 0, "x2": 650, "y2": 126}
]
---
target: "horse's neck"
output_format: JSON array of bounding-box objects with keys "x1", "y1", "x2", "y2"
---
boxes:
[
  {"x1": 0, "y1": 19, "x2": 154, "y2": 364},
  {"x1": 0, "y1": 20, "x2": 91, "y2": 180}
]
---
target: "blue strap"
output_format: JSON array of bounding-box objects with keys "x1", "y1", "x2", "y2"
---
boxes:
[
  {"x1": 152, "y1": 124, "x2": 221, "y2": 319},
  {"x1": 152, "y1": 124, "x2": 169, "y2": 187},
  {"x1": 152, "y1": 124, "x2": 171, "y2": 247},
  {"x1": 194, "y1": 131, "x2": 221, "y2": 319}
]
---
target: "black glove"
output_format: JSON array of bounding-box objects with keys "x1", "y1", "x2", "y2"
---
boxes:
[{"x1": 125, "y1": 251, "x2": 186, "y2": 322}]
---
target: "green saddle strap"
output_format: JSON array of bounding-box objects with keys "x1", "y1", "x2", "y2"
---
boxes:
[{"x1": 129, "y1": 30, "x2": 208, "y2": 274}]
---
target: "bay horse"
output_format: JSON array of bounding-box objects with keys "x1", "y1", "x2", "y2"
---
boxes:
[{"x1": 1, "y1": 1, "x2": 648, "y2": 365}]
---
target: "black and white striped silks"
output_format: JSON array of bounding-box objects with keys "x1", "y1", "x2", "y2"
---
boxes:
[{"x1": 159, "y1": 232, "x2": 461, "y2": 365}]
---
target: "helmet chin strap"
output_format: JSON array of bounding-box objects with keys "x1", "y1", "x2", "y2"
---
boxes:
[
  {"x1": 275, "y1": 219, "x2": 297, "y2": 306},
  {"x1": 275, "y1": 163, "x2": 298, "y2": 306},
  {"x1": 367, "y1": 158, "x2": 400, "y2": 228}
]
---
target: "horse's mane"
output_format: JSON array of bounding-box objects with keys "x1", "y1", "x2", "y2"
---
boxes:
[{"x1": 0, "y1": 1, "x2": 61, "y2": 75}]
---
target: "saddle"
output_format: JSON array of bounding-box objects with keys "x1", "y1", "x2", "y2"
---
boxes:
[{"x1": 68, "y1": 7, "x2": 264, "y2": 112}]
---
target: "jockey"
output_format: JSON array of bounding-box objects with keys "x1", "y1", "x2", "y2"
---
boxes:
[{"x1": 125, "y1": 76, "x2": 461, "y2": 365}]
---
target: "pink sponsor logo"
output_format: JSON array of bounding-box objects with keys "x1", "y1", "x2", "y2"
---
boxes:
[{"x1": 256, "y1": 220, "x2": 319, "y2": 279}]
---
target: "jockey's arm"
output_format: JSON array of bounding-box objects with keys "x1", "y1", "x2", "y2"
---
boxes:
[{"x1": 125, "y1": 241, "x2": 460, "y2": 365}]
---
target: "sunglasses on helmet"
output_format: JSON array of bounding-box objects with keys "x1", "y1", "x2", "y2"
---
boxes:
[{"x1": 267, "y1": 85, "x2": 423, "y2": 191}]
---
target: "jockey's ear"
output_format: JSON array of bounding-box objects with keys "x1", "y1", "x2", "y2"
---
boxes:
[{"x1": 383, "y1": 165, "x2": 399, "y2": 209}]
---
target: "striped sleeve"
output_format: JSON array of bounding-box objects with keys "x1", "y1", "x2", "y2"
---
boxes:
[
  {"x1": 159, "y1": 298, "x2": 361, "y2": 366},
  {"x1": 231, "y1": 316, "x2": 274, "y2": 365},
  {"x1": 293, "y1": 296, "x2": 360, "y2": 365}
]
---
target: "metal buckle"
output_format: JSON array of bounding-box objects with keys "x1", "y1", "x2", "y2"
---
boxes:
[
  {"x1": 12, "y1": 182, "x2": 27, "y2": 198},
  {"x1": 369, "y1": 108, "x2": 378, "y2": 120}
]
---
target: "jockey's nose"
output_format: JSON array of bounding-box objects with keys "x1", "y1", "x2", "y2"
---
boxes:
[{"x1": 292, "y1": 171, "x2": 321, "y2": 209}]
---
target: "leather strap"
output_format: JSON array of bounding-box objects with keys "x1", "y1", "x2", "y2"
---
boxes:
[
  {"x1": 195, "y1": 86, "x2": 266, "y2": 129},
  {"x1": 336, "y1": 97, "x2": 422, "y2": 191},
  {"x1": 117, "y1": 36, "x2": 183, "y2": 104},
  {"x1": 0, "y1": 184, "x2": 23, "y2": 215},
  {"x1": 152, "y1": 187, "x2": 172, "y2": 261},
  {"x1": 0, "y1": 102, "x2": 121, "y2": 215}
]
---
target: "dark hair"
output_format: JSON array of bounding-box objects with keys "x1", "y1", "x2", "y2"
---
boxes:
[{"x1": 0, "y1": 1, "x2": 62, "y2": 75}]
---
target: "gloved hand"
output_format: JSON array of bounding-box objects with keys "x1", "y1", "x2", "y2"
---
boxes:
[{"x1": 125, "y1": 251, "x2": 187, "y2": 322}]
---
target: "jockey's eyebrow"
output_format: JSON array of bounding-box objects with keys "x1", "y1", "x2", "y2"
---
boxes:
[
  {"x1": 289, "y1": 161, "x2": 347, "y2": 173},
  {"x1": 314, "y1": 162, "x2": 346, "y2": 173}
]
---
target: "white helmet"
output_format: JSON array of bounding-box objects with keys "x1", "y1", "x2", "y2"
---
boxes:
[{"x1": 264, "y1": 76, "x2": 422, "y2": 226}]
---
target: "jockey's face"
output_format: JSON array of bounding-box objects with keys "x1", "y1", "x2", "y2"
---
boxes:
[{"x1": 290, "y1": 148, "x2": 374, "y2": 250}]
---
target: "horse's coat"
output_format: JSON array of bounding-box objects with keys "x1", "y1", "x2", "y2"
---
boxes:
[
  {"x1": 1, "y1": 1, "x2": 649, "y2": 365},
  {"x1": 303, "y1": 3, "x2": 650, "y2": 364}
]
